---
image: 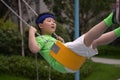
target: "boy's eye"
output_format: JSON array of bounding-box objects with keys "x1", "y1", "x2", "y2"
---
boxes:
[
  {"x1": 47, "y1": 20, "x2": 51, "y2": 22},
  {"x1": 46, "y1": 18, "x2": 55, "y2": 23},
  {"x1": 47, "y1": 19, "x2": 51, "y2": 22}
]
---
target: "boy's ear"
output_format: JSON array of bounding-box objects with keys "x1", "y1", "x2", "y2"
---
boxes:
[{"x1": 39, "y1": 24, "x2": 43, "y2": 28}]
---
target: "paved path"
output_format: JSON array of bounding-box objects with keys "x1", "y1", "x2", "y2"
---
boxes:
[{"x1": 91, "y1": 57, "x2": 120, "y2": 65}]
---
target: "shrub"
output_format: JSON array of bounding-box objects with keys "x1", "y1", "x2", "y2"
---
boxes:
[
  {"x1": 97, "y1": 46, "x2": 120, "y2": 59},
  {"x1": 0, "y1": 55, "x2": 74, "y2": 80},
  {"x1": 0, "y1": 29, "x2": 22, "y2": 55},
  {"x1": 0, "y1": 19, "x2": 22, "y2": 55},
  {"x1": 0, "y1": 55, "x2": 95, "y2": 80}
]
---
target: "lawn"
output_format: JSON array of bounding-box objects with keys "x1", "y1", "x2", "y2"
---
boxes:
[
  {"x1": 0, "y1": 74, "x2": 29, "y2": 80},
  {"x1": 84, "y1": 62, "x2": 120, "y2": 80}
]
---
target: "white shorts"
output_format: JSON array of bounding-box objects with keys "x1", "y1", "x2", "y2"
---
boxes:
[
  {"x1": 64, "y1": 34, "x2": 98, "y2": 73},
  {"x1": 65, "y1": 34, "x2": 98, "y2": 58}
]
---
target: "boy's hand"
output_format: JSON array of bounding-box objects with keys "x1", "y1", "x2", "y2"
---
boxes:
[
  {"x1": 29, "y1": 26, "x2": 37, "y2": 33},
  {"x1": 56, "y1": 36, "x2": 64, "y2": 43}
]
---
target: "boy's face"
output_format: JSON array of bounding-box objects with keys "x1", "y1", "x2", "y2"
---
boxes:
[{"x1": 39, "y1": 17, "x2": 56, "y2": 35}]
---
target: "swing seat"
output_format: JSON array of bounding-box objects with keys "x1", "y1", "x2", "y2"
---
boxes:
[{"x1": 50, "y1": 40, "x2": 87, "y2": 71}]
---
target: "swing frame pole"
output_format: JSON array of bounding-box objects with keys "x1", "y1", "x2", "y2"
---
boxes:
[{"x1": 74, "y1": 0, "x2": 80, "y2": 80}]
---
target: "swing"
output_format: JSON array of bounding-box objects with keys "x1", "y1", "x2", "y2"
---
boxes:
[
  {"x1": 1, "y1": 0, "x2": 87, "y2": 72},
  {"x1": 50, "y1": 40, "x2": 87, "y2": 71}
]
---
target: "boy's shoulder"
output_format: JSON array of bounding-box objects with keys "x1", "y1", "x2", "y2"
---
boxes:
[{"x1": 36, "y1": 35, "x2": 56, "y2": 42}]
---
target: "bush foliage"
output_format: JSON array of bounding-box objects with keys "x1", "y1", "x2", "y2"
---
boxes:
[
  {"x1": 0, "y1": 55, "x2": 72, "y2": 80},
  {"x1": 0, "y1": 55, "x2": 96, "y2": 80},
  {"x1": 97, "y1": 46, "x2": 120, "y2": 59}
]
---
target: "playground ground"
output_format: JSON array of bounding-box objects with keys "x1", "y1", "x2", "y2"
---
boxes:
[
  {"x1": 91, "y1": 57, "x2": 120, "y2": 65},
  {"x1": 91, "y1": 57, "x2": 120, "y2": 80}
]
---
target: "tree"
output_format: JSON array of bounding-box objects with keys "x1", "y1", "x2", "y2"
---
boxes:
[
  {"x1": 80, "y1": 0, "x2": 114, "y2": 33},
  {"x1": 44, "y1": 0, "x2": 114, "y2": 35}
]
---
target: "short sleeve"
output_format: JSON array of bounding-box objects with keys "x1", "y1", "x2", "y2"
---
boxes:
[{"x1": 35, "y1": 36, "x2": 45, "y2": 49}]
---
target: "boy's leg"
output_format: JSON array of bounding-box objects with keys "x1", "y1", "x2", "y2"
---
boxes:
[
  {"x1": 85, "y1": 0, "x2": 120, "y2": 47},
  {"x1": 65, "y1": 13, "x2": 115, "y2": 57},
  {"x1": 84, "y1": 13, "x2": 114, "y2": 47},
  {"x1": 92, "y1": 27, "x2": 120, "y2": 48},
  {"x1": 65, "y1": 35, "x2": 98, "y2": 57}
]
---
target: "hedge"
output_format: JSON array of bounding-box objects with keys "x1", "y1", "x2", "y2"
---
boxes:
[
  {"x1": 97, "y1": 46, "x2": 120, "y2": 59},
  {"x1": 0, "y1": 55, "x2": 94, "y2": 80},
  {"x1": 0, "y1": 55, "x2": 73, "y2": 80}
]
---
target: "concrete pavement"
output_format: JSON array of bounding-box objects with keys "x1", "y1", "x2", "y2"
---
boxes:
[{"x1": 91, "y1": 57, "x2": 120, "y2": 65}]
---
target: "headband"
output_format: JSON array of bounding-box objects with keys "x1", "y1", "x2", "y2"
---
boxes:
[{"x1": 36, "y1": 13, "x2": 55, "y2": 24}]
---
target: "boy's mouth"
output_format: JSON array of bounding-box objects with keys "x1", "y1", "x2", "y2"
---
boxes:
[{"x1": 51, "y1": 26, "x2": 55, "y2": 29}]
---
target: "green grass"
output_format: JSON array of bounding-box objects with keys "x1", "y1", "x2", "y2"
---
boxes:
[
  {"x1": 0, "y1": 74, "x2": 29, "y2": 80},
  {"x1": 84, "y1": 62, "x2": 120, "y2": 80}
]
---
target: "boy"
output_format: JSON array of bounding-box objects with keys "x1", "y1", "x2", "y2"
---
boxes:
[{"x1": 29, "y1": 2, "x2": 120, "y2": 73}]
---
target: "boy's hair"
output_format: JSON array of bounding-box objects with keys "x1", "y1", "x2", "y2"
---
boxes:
[{"x1": 35, "y1": 12, "x2": 55, "y2": 33}]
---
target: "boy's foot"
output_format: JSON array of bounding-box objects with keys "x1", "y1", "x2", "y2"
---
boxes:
[{"x1": 113, "y1": 0, "x2": 120, "y2": 24}]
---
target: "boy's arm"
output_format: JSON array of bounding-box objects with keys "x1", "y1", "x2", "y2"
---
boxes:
[
  {"x1": 54, "y1": 33, "x2": 64, "y2": 42},
  {"x1": 29, "y1": 26, "x2": 40, "y2": 53},
  {"x1": 56, "y1": 36, "x2": 64, "y2": 43}
]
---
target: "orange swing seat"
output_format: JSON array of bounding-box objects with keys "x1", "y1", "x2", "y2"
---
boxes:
[{"x1": 50, "y1": 40, "x2": 87, "y2": 71}]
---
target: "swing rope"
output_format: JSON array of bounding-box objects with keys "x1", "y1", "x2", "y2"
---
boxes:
[
  {"x1": 0, "y1": 0, "x2": 30, "y2": 27},
  {"x1": 0, "y1": 0, "x2": 41, "y2": 36},
  {"x1": 22, "y1": 0, "x2": 38, "y2": 16},
  {"x1": 24, "y1": 1, "x2": 33, "y2": 25},
  {"x1": 0, "y1": 0, "x2": 40, "y2": 80},
  {"x1": 22, "y1": 0, "x2": 58, "y2": 37},
  {"x1": 1, "y1": 0, "x2": 52, "y2": 80},
  {"x1": 22, "y1": 0, "x2": 58, "y2": 38},
  {"x1": 21, "y1": 0, "x2": 52, "y2": 80},
  {"x1": 1, "y1": 0, "x2": 86, "y2": 75},
  {"x1": 21, "y1": 1, "x2": 39, "y2": 80}
]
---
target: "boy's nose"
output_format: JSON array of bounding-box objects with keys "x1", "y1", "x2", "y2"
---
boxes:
[{"x1": 51, "y1": 22, "x2": 55, "y2": 25}]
